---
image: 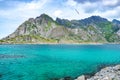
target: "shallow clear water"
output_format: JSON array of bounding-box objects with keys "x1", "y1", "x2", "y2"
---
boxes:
[{"x1": 0, "y1": 44, "x2": 120, "y2": 80}]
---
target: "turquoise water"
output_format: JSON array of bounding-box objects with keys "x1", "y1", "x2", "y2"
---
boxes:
[{"x1": 0, "y1": 44, "x2": 120, "y2": 80}]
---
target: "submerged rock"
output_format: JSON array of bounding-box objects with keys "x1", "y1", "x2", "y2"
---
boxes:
[
  {"x1": 75, "y1": 75, "x2": 85, "y2": 80},
  {"x1": 0, "y1": 73, "x2": 2, "y2": 78},
  {"x1": 64, "y1": 76, "x2": 72, "y2": 80},
  {"x1": 59, "y1": 76, "x2": 73, "y2": 80}
]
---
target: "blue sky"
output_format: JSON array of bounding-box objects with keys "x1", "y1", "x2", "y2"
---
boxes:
[{"x1": 0, "y1": 0, "x2": 120, "y2": 39}]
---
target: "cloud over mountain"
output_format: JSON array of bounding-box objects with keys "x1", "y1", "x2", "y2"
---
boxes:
[{"x1": 0, "y1": 0, "x2": 120, "y2": 39}]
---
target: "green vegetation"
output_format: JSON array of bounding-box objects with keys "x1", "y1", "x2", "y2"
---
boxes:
[
  {"x1": 98, "y1": 22, "x2": 114, "y2": 42},
  {"x1": 65, "y1": 21, "x2": 72, "y2": 27},
  {"x1": 1, "y1": 14, "x2": 120, "y2": 44},
  {"x1": 44, "y1": 21, "x2": 52, "y2": 32},
  {"x1": 1, "y1": 35, "x2": 57, "y2": 44}
]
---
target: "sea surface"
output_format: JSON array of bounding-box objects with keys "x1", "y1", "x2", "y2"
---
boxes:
[{"x1": 0, "y1": 44, "x2": 120, "y2": 80}]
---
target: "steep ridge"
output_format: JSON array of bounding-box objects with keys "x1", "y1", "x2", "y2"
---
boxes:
[{"x1": 0, "y1": 14, "x2": 120, "y2": 44}]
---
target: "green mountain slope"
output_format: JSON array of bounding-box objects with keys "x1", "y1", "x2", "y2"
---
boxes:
[{"x1": 0, "y1": 14, "x2": 120, "y2": 44}]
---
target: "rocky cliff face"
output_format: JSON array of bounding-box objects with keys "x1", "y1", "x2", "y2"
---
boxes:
[
  {"x1": 1, "y1": 14, "x2": 120, "y2": 44},
  {"x1": 87, "y1": 65, "x2": 120, "y2": 80},
  {"x1": 75, "y1": 65, "x2": 120, "y2": 80}
]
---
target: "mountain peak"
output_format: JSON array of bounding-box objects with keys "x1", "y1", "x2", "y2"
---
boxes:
[
  {"x1": 40, "y1": 13, "x2": 50, "y2": 17},
  {"x1": 1, "y1": 13, "x2": 120, "y2": 43},
  {"x1": 88, "y1": 15, "x2": 108, "y2": 22},
  {"x1": 32, "y1": 13, "x2": 54, "y2": 26},
  {"x1": 79, "y1": 15, "x2": 108, "y2": 26},
  {"x1": 40, "y1": 13, "x2": 53, "y2": 21},
  {"x1": 35, "y1": 13, "x2": 54, "y2": 23},
  {"x1": 112, "y1": 19, "x2": 120, "y2": 24},
  {"x1": 90, "y1": 15, "x2": 102, "y2": 18}
]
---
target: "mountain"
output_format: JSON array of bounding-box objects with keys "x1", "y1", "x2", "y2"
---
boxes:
[
  {"x1": 112, "y1": 19, "x2": 120, "y2": 24},
  {"x1": 56, "y1": 16, "x2": 108, "y2": 28},
  {"x1": 112, "y1": 19, "x2": 120, "y2": 31},
  {"x1": 0, "y1": 14, "x2": 120, "y2": 44},
  {"x1": 56, "y1": 16, "x2": 120, "y2": 42}
]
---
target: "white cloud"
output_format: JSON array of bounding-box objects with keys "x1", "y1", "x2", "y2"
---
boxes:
[
  {"x1": 17, "y1": 0, "x2": 48, "y2": 11},
  {"x1": 64, "y1": 0, "x2": 120, "y2": 21},
  {"x1": 81, "y1": 1, "x2": 98, "y2": 13},
  {"x1": 102, "y1": 0, "x2": 119, "y2": 6},
  {"x1": 1, "y1": 0, "x2": 120, "y2": 39},
  {"x1": 0, "y1": 0, "x2": 50, "y2": 19},
  {"x1": 66, "y1": 0, "x2": 77, "y2": 7},
  {"x1": 101, "y1": 6, "x2": 120, "y2": 20},
  {"x1": 53, "y1": 10, "x2": 63, "y2": 17},
  {"x1": 0, "y1": 0, "x2": 51, "y2": 38},
  {"x1": 0, "y1": 34, "x2": 7, "y2": 39}
]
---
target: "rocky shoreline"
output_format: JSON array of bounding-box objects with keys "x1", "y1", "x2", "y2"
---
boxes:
[{"x1": 75, "y1": 65, "x2": 120, "y2": 80}]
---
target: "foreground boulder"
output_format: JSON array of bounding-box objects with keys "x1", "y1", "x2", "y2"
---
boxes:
[
  {"x1": 75, "y1": 75, "x2": 85, "y2": 80},
  {"x1": 76, "y1": 65, "x2": 120, "y2": 80}
]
